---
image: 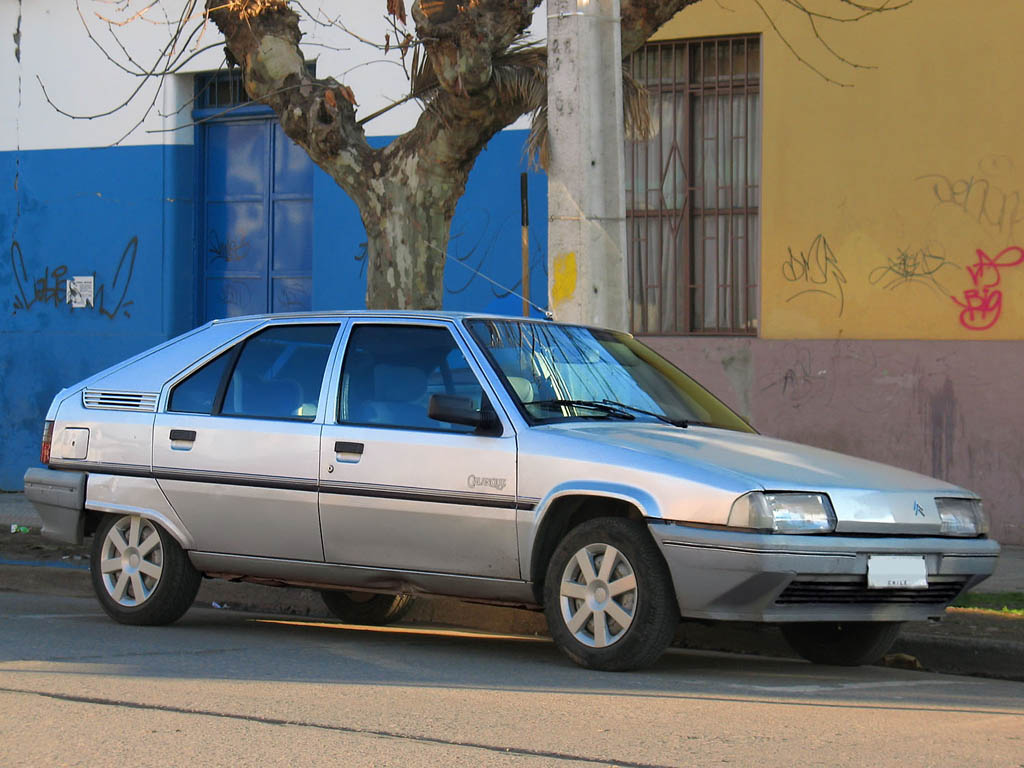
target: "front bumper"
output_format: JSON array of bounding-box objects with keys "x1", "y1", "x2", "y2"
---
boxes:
[
  {"x1": 23, "y1": 468, "x2": 87, "y2": 545},
  {"x1": 651, "y1": 521, "x2": 1000, "y2": 622}
]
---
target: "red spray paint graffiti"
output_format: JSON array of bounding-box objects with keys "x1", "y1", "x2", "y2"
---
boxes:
[{"x1": 951, "y1": 246, "x2": 1024, "y2": 330}]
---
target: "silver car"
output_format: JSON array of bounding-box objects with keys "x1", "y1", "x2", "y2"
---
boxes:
[{"x1": 25, "y1": 312, "x2": 999, "y2": 670}]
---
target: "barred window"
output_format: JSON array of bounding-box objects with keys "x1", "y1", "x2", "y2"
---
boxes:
[
  {"x1": 195, "y1": 69, "x2": 251, "y2": 110},
  {"x1": 195, "y1": 63, "x2": 316, "y2": 110},
  {"x1": 626, "y1": 36, "x2": 761, "y2": 335}
]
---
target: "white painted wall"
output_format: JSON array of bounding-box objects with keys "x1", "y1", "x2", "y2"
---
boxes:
[
  {"x1": 0, "y1": 1, "x2": 547, "y2": 152},
  {"x1": 0, "y1": 0, "x2": 23, "y2": 152}
]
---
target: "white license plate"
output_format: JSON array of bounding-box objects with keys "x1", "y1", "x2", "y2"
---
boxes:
[{"x1": 867, "y1": 555, "x2": 928, "y2": 589}]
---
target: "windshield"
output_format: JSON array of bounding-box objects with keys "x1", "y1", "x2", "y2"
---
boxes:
[{"x1": 466, "y1": 319, "x2": 754, "y2": 432}]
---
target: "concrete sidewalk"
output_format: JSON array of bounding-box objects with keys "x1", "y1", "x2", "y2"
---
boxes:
[
  {"x1": 4, "y1": 490, "x2": 1022, "y2": 591},
  {"x1": 0, "y1": 493, "x2": 39, "y2": 532}
]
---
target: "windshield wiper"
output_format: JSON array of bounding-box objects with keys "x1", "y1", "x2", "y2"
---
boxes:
[
  {"x1": 523, "y1": 399, "x2": 636, "y2": 420},
  {"x1": 599, "y1": 399, "x2": 705, "y2": 428}
]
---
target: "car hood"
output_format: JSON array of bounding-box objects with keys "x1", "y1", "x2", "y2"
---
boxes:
[{"x1": 539, "y1": 422, "x2": 974, "y2": 534}]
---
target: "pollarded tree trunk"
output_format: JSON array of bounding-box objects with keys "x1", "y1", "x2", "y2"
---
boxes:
[
  {"x1": 205, "y1": 0, "x2": 700, "y2": 310},
  {"x1": 207, "y1": 0, "x2": 540, "y2": 310},
  {"x1": 360, "y1": 174, "x2": 464, "y2": 310}
]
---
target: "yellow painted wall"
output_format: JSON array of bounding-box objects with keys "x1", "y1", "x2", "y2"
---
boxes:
[{"x1": 655, "y1": 0, "x2": 1024, "y2": 339}]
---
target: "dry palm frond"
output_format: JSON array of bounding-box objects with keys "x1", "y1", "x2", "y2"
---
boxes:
[
  {"x1": 418, "y1": 38, "x2": 544, "y2": 123},
  {"x1": 410, "y1": 43, "x2": 438, "y2": 98},
  {"x1": 210, "y1": 0, "x2": 287, "y2": 19},
  {"x1": 491, "y1": 44, "x2": 546, "y2": 111},
  {"x1": 526, "y1": 63, "x2": 655, "y2": 170},
  {"x1": 622, "y1": 66, "x2": 654, "y2": 142},
  {"x1": 526, "y1": 105, "x2": 549, "y2": 170}
]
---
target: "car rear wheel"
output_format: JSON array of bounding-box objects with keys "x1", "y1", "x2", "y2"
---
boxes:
[
  {"x1": 781, "y1": 621, "x2": 902, "y2": 666},
  {"x1": 543, "y1": 518, "x2": 679, "y2": 671},
  {"x1": 320, "y1": 590, "x2": 414, "y2": 626},
  {"x1": 90, "y1": 513, "x2": 201, "y2": 626}
]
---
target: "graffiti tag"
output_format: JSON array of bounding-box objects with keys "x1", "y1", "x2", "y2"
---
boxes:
[
  {"x1": 10, "y1": 237, "x2": 137, "y2": 321},
  {"x1": 782, "y1": 234, "x2": 847, "y2": 316},
  {"x1": 208, "y1": 230, "x2": 252, "y2": 264},
  {"x1": 917, "y1": 171, "x2": 1024, "y2": 243},
  {"x1": 950, "y1": 246, "x2": 1024, "y2": 331},
  {"x1": 868, "y1": 246, "x2": 960, "y2": 295}
]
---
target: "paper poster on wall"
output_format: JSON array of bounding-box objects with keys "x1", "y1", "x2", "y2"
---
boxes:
[{"x1": 66, "y1": 276, "x2": 94, "y2": 309}]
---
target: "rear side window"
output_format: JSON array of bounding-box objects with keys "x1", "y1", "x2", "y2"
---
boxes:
[
  {"x1": 222, "y1": 325, "x2": 339, "y2": 420},
  {"x1": 169, "y1": 324, "x2": 338, "y2": 420},
  {"x1": 169, "y1": 349, "x2": 234, "y2": 415}
]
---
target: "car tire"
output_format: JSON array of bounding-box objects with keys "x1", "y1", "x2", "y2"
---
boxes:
[
  {"x1": 780, "y1": 621, "x2": 902, "y2": 666},
  {"x1": 90, "y1": 513, "x2": 202, "y2": 626},
  {"x1": 320, "y1": 591, "x2": 414, "y2": 626},
  {"x1": 543, "y1": 518, "x2": 679, "y2": 671}
]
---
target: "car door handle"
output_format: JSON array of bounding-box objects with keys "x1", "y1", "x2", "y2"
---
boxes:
[
  {"x1": 334, "y1": 441, "x2": 364, "y2": 455},
  {"x1": 170, "y1": 429, "x2": 196, "y2": 442}
]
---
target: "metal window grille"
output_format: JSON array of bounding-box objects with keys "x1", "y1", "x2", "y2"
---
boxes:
[
  {"x1": 195, "y1": 69, "x2": 251, "y2": 110},
  {"x1": 626, "y1": 35, "x2": 761, "y2": 335},
  {"x1": 194, "y1": 63, "x2": 316, "y2": 110}
]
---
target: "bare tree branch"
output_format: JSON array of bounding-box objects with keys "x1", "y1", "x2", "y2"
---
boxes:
[
  {"x1": 205, "y1": 0, "x2": 376, "y2": 206},
  {"x1": 55, "y1": 0, "x2": 916, "y2": 308},
  {"x1": 751, "y1": 0, "x2": 913, "y2": 86},
  {"x1": 620, "y1": 0, "x2": 704, "y2": 57}
]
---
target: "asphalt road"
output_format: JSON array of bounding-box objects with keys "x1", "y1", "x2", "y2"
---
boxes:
[{"x1": 1, "y1": 592, "x2": 1022, "y2": 768}]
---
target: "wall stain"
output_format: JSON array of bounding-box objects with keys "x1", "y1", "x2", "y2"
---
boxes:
[
  {"x1": 927, "y1": 377, "x2": 957, "y2": 481},
  {"x1": 12, "y1": 0, "x2": 21, "y2": 63},
  {"x1": 719, "y1": 346, "x2": 753, "y2": 420}
]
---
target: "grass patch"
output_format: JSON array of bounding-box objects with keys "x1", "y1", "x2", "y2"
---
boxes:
[{"x1": 952, "y1": 591, "x2": 1024, "y2": 615}]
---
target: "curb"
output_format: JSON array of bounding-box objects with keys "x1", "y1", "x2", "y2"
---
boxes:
[{"x1": 2, "y1": 562, "x2": 1022, "y2": 680}]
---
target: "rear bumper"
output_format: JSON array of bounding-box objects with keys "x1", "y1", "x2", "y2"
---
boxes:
[
  {"x1": 23, "y1": 468, "x2": 87, "y2": 545},
  {"x1": 650, "y1": 521, "x2": 1000, "y2": 623}
]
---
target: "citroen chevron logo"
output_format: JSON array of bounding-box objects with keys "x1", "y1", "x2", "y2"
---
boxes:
[{"x1": 913, "y1": 500, "x2": 926, "y2": 517}]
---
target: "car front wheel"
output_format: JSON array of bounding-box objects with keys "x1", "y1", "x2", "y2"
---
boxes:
[
  {"x1": 320, "y1": 591, "x2": 414, "y2": 626},
  {"x1": 781, "y1": 621, "x2": 902, "y2": 666},
  {"x1": 543, "y1": 518, "x2": 679, "y2": 671},
  {"x1": 90, "y1": 513, "x2": 202, "y2": 626}
]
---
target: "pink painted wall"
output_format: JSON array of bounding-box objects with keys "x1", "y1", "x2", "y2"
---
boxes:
[{"x1": 642, "y1": 336, "x2": 1024, "y2": 545}]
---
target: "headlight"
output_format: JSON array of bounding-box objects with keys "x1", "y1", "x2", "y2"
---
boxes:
[
  {"x1": 935, "y1": 498, "x2": 988, "y2": 537},
  {"x1": 728, "y1": 492, "x2": 836, "y2": 534}
]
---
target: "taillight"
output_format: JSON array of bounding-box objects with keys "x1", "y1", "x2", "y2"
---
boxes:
[{"x1": 40, "y1": 421, "x2": 53, "y2": 465}]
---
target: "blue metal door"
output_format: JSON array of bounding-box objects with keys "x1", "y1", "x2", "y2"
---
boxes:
[{"x1": 199, "y1": 116, "x2": 313, "y2": 321}]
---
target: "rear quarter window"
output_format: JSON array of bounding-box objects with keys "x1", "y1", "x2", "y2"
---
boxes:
[
  {"x1": 169, "y1": 324, "x2": 339, "y2": 420},
  {"x1": 168, "y1": 349, "x2": 235, "y2": 415}
]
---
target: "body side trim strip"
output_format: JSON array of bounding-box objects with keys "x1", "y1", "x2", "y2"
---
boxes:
[
  {"x1": 50, "y1": 461, "x2": 149, "y2": 477},
  {"x1": 319, "y1": 480, "x2": 528, "y2": 510},
  {"x1": 54, "y1": 461, "x2": 537, "y2": 511},
  {"x1": 190, "y1": 551, "x2": 531, "y2": 584},
  {"x1": 661, "y1": 540, "x2": 859, "y2": 558},
  {"x1": 662, "y1": 539, "x2": 995, "y2": 559}
]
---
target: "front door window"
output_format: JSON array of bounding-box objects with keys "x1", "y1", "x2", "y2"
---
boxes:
[{"x1": 338, "y1": 324, "x2": 491, "y2": 433}]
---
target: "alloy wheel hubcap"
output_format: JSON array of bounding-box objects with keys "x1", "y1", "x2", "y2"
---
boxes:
[
  {"x1": 559, "y1": 543, "x2": 638, "y2": 648},
  {"x1": 99, "y1": 515, "x2": 164, "y2": 607}
]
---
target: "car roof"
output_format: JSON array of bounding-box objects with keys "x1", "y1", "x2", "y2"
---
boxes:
[{"x1": 209, "y1": 310, "x2": 553, "y2": 325}]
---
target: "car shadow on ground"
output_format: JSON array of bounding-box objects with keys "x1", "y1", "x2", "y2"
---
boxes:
[{"x1": 3, "y1": 598, "x2": 1023, "y2": 716}]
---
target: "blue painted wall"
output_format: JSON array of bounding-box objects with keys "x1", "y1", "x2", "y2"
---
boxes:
[
  {"x1": 313, "y1": 129, "x2": 549, "y2": 317},
  {"x1": 1, "y1": 129, "x2": 547, "y2": 488},
  {"x1": 0, "y1": 145, "x2": 193, "y2": 489}
]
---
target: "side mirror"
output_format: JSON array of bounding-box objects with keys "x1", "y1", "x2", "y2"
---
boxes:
[{"x1": 428, "y1": 394, "x2": 501, "y2": 435}]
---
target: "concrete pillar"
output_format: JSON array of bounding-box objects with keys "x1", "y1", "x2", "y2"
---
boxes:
[{"x1": 547, "y1": 0, "x2": 629, "y2": 331}]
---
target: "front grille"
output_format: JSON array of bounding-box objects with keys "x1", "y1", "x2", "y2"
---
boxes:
[
  {"x1": 776, "y1": 578, "x2": 968, "y2": 605},
  {"x1": 82, "y1": 389, "x2": 159, "y2": 413}
]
